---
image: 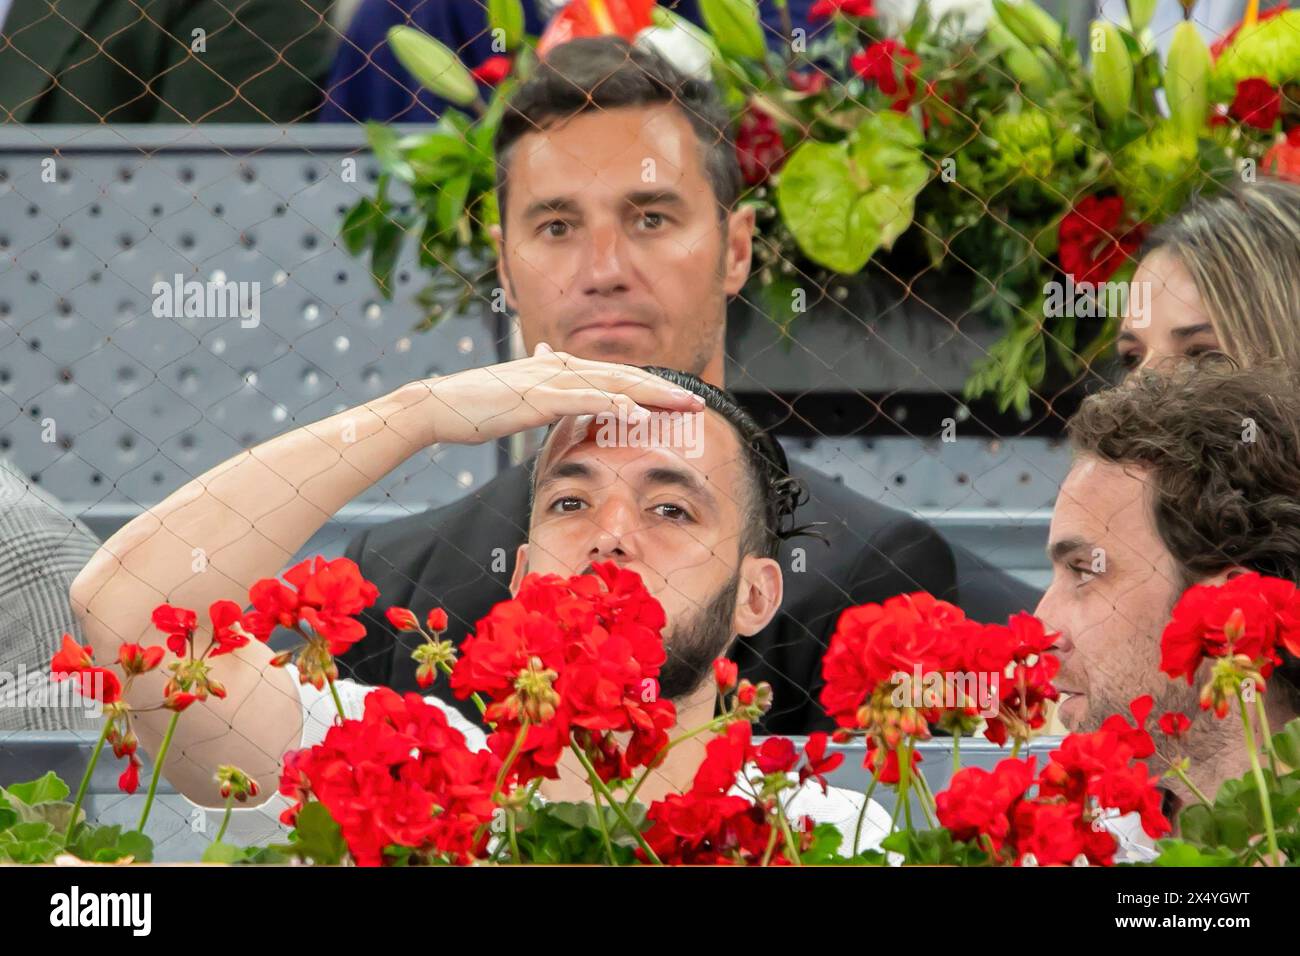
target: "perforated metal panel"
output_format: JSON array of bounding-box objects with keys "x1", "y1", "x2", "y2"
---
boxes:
[{"x1": 0, "y1": 126, "x2": 500, "y2": 552}]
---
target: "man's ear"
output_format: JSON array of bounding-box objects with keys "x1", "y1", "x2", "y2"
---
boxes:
[
  {"x1": 722, "y1": 205, "x2": 755, "y2": 297},
  {"x1": 508, "y1": 543, "x2": 529, "y2": 596},
  {"x1": 1201, "y1": 565, "x2": 1253, "y2": 588},
  {"x1": 732, "y1": 555, "x2": 782, "y2": 637},
  {"x1": 491, "y1": 224, "x2": 519, "y2": 312}
]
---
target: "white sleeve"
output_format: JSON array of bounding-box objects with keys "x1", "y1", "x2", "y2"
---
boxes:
[
  {"x1": 175, "y1": 666, "x2": 487, "y2": 847},
  {"x1": 782, "y1": 780, "x2": 895, "y2": 859}
]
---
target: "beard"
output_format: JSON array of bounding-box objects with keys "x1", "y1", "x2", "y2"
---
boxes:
[{"x1": 655, "y1": 572, "x2": 740, "y2": 702}]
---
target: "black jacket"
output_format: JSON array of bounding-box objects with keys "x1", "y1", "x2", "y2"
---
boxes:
[{"x1": 338, "y1": 457, "x2": 1040, "y2": 734}]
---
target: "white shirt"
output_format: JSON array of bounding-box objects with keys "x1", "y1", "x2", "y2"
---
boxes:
[{"x1": 187, "y1": 668, "x2": 892, "y2": 859}]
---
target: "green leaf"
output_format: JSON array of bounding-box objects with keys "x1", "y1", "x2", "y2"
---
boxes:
[
  {"x1": 434, "y1": 173, "x2": 473, "y2": 239},
  {"x1": 698, "y1": 0, "x2": 767, "y2": 62},
  {"x1": 0, "y1": 794, "x2": 16, "y2": 832},
  {"x1": 288, "y1": 801, "x2": 348, "y2": 865},
  {"x1": 68, "y1": 825, "x2": 153, "y2": 863},
  {"x1": 776, "y1": 113, "x2": 927, "y2": 274},
  {"x1": 1273, "y1": 717, "x2": 1300, "y2": 770},
  {"x1": 366, "y1": 122, "x2": 416, "y2": 183},
  {"x1": 1151, "y1": 840, "x2": 1239, "y2": 867},
  {"x1": 5, "y1": 771, "x2": 70, "y2": 806},
  {"x1": 0, "y1": 821, "x2": 60, "y2": 863},
  {"x1": 370, "y1": 215, "x2": 409, "y2": 300},
  {"x1": 388, "y1": 26, "x2": 480, "y2": 107},
  {"x1": 340, "y1": 198, "x2": 380, "y2": 256}
]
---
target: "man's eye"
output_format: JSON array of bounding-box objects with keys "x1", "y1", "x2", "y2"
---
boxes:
[
  {"x1": 636, "y1": 211, "x2": 665, "y2": 230},
  {"x1": 651, "y1": 503, "x2": 690, "y2": 521},
  {"x1": 1070, "y1": 564, "x2": 1095, "y2": 585},
  {"x1": 550, "y1": 496, "x2": 586, "y2": 513},
  {"x1": 543, "y1": 220, "x2": 571, "y2": 238}
]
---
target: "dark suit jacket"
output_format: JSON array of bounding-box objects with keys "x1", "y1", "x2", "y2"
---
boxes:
[
  {"x1": 0, "y1": 0, "x2": 336, "y2": 123},
  {"x1": 338, "y1": 455, "x2": 1041, "y2": 734}
]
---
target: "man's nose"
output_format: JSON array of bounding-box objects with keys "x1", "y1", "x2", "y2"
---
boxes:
[
  {"x1": 1033, "y1": 593, "x2": 1072, "y2": 656},
  {"x1": 579, "y1": 220, "x2": 632, "y2": 296},
  {"x1": 587, "y1": 497, "x2": 641, "y2": 560}
]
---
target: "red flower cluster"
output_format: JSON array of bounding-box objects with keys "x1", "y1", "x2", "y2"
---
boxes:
[
  {"x1": 1229, "y1": 77, "x2": 1282, "y2": 130},
  {"x1": 937, "y1": 696, "x2": 1171, "y2": 865},
  {"x1": 850, "y1": 39, "x2": 921, "y2": 112},
  {"x1": 1159, "y1": 572, "x2": 1300, "y2": 716},
  {"x1": 50, "y1": 634, "x2": 169, "y2": 794},
  {"x1": 734, "y1": 106, "x2": 788, "y2": 186},
  {"x1": 449, "y1": 561, "x2": 676, "y2": 785},
  {"x1": 641, "y1": 723, "x2": 839, "y2": 864},
  {"x1": 809, "y1": 0, "x2": 875, "y2": 20},
  {"x1": 243, "y1": 556, "x2": 379, "y2": 656},
  {"x1": 1057, "y1": 194, "x2": 1147, "y2": 285},
  {"x1": 278, "y1": 687, "x2": 501, "y2": 866},
  {"x1": 820, "y1": 593, "x2": 1059, "y2": 781}
]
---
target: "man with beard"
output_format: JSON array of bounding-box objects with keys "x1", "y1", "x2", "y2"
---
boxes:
[
  {"x1": 1036, "y1": 361, "x2": 1300, "y2": 853},
  {"x1": 70, "y1": 359, "x2": 889, "y2": 847},
  {"x1": 335, "y1": 35, "x2": 1039, "y2": 735}
]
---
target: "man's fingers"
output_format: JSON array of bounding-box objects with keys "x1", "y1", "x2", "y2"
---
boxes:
[{"x1": 549, "y1": 366, "x2": 705, "y2": 412}]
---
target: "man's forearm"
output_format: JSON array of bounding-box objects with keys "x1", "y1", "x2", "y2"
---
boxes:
[{"x1": 68, "y1": 382, "x2": 436, "y2": 804}]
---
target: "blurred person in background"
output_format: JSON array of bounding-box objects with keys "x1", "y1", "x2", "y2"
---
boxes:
[
  {"x1": 0, "y1": 458, "x2": 100, "y2": 732},
  {"x1": 0, "y1": 0, "x2": 336, "y2": 123},
  {"x1": 1116, "y1": 177, "x2": 1300, "y2": 374}
]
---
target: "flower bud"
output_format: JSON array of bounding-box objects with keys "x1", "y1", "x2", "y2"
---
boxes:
[
  {"x1": 1090, "y1": 21, "x2": 1134, "y2": 126},
  {"x1": 713, "y1": 657, "x2": 738, "y2": 695},
  {"x1": 387, "y1": 26, "x2": 479, "y2": 108},
  {"x1": 426, "y1": 607, "x2": 449, "y2": 633},
  {"x1": 385, "y1": 607, "x2": 420, "y2": 632},
  {"x1": 1165, "y1": 21, "x2": 1211, "y2": 142}
]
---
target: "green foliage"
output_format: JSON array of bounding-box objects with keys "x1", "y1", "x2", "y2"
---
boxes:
[{"x1": 0, "y1": 772, "x2": 153, "y2": 864}]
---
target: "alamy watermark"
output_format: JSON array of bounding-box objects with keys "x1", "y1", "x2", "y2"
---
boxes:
[
  {"x1": 152, "y1": 272, "x2": 260, "y2": 327},
  {"x1": 1043, "y1": 276, "x2": 1150, "y2": 327},
  {"x1": 592, "y1": 409, "x2": 704, "y2": 460},
  {"x1": 889, "y1": 666, "x2": 1001, "y2": 718},
  {"x1": 0, "y1": 664, "x2": 106, "y2": 719}
]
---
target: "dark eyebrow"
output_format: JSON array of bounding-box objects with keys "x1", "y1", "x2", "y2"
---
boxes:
[
  {"x1": 1047, "y1": 536, "x2": 1090, "y2": 563},
  {"x1": 1171, "y1": 322, "x2": 1215, "y2": 339},
  {"x1": 641, "y1": 466, "x2": 717, "y2": 510},
  {"x1": 536, "y1": 459, "x2": 594, "y2": 493},
  {"x1": 622, "y1": 190, "x2": 686, "y2": 209},
  {"x1": 520, "y1": 196, "x2": 582, "y2": 221}
]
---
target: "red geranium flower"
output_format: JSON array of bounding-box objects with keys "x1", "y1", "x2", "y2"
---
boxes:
[
  {"x1": 788, "y1": 69, "x2": 828, "y2": 94},
  {"x1": 798, "y1": 732, "x2": 843, "y2": 793},
  {"x1": 386, "y1": 607, "x2": 419, "y2": 632},
  {"x1": 1160, "y1": 572, "x2": 1298, "y2": 683},
  {"x1": 50, "y1": 634, "x2": 122, "y2": 704},
  {"x1": 116, "y1": 642, "x2": 164, "y2": 676},
  {"x1": 850, "y1": 39, "x2": 921, "y2": 112},
  {"x1": 152, "y1": 604, "x2": 198, "y2": 656},
  {"x1": 713, "y1": 657, "x2": 738, "y2": 695},
  {"x1": 1057, "y1": 194, "x2": 1147, "y2": 285},
  {"x1": 1229, "y1": 77, "x2": 1282, "y2": 129},
  {"x1": 1158, "y1": 711, "x2": 1192, "y2": 737}
]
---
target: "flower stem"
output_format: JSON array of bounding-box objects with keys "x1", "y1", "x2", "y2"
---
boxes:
[
  {"x1": 506, "y1": 807, "x2": 521, "y2": 864},
  {"x1": 588, "y1": 783, "x2": 618, "y2": 865},
  {"x1": 621, "y1": 714, "x2": 730, "y2": 812},
  {"x1": 215, "y1": 795, "x2": 235, "y2": 843},
  {"x1": 437, "y1": 660, "x2": 487, "y2": 718},
  {"x1": 911, "y1": 768, "x2": 940, "y2": 829},
  {"x1": 899, "y1": 742, "x2": 914, "y2": 832},
  {"x1": 1254, "y1": 694, "x2": 1278, "y2": 777},
  {"x1": 1238, "y1": 695, "x2": 1281, "y2": 866},
  {"x1": 327, "y1": 678, "x2": 346, "y2": 722},
  {"x1": 853, "y1": 758, "x2": 885, "y2": 857},
  {"x1": 137, "y1": 711, "x2": 180, "y2": 833},
  {"x1": 1168, "y1": 763, "x2": 1212, "y2": 809},
  {"x1": 64, "y1": 719, "x2": 112, "y2": 846},
  {"x1": 571, "y1": 744, "x2": 660, "y2": 865}
]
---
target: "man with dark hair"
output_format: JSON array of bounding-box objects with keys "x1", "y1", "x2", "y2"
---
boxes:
[
  {"x1": 338, "y1": 36, "x2": 1040, "y2": 734},
  {"x1": 1038, "y1": 361, "x2": 1300, "y2": 834},
  {"x1": 72, "y1": 360, "x2": 890, "y2": 849}
]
